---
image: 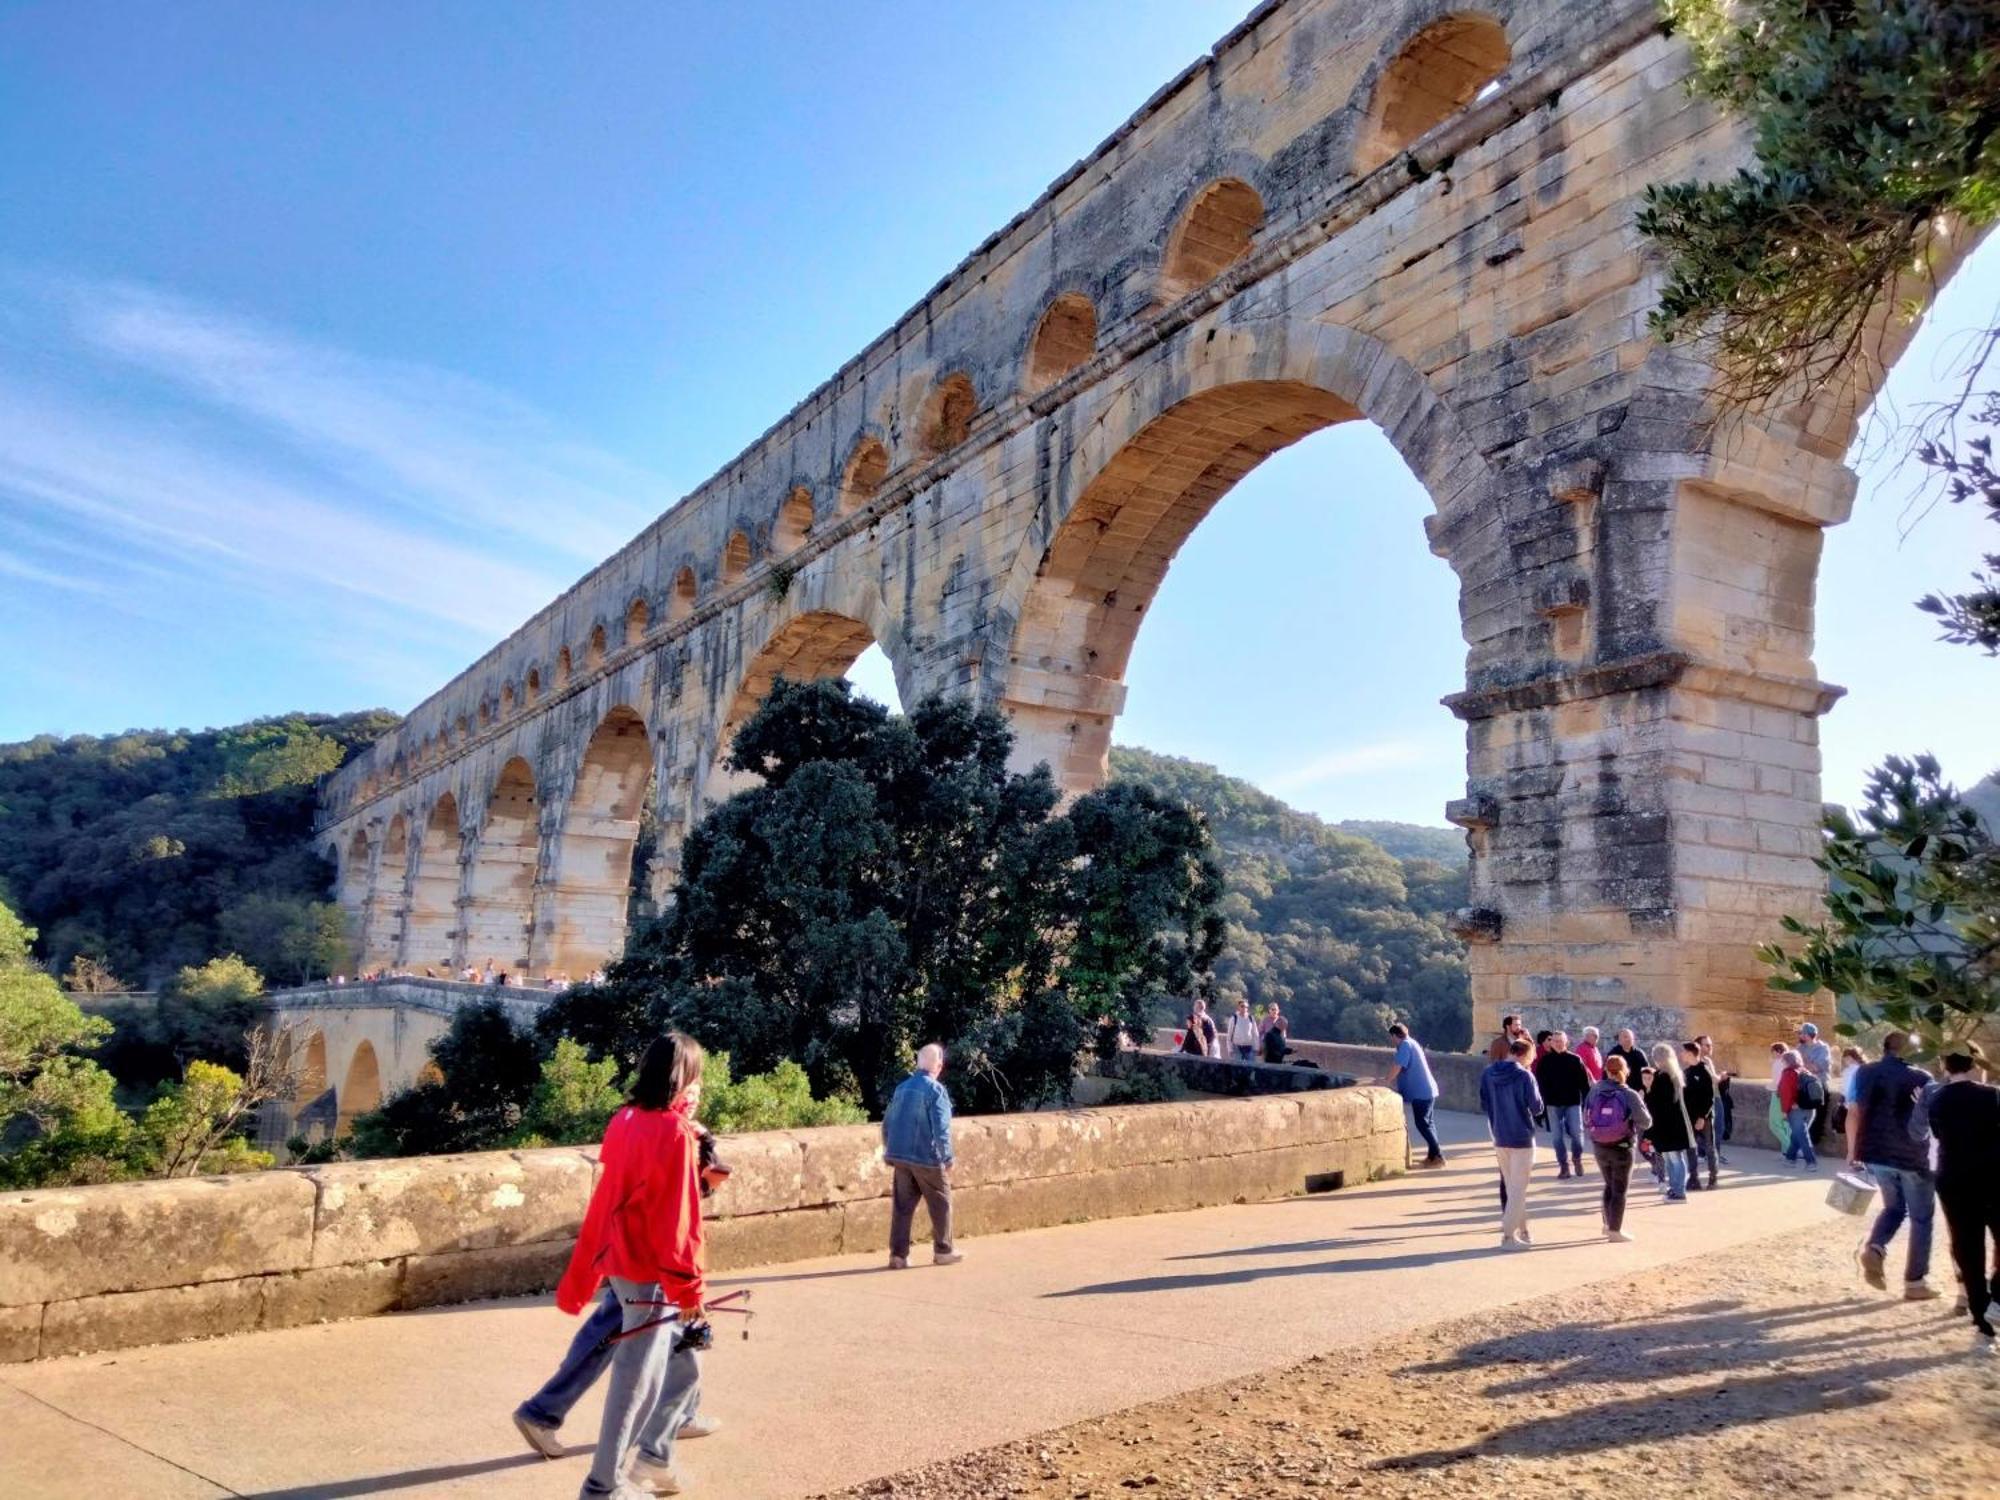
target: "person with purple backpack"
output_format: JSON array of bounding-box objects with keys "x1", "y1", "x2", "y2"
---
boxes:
[{"x1": 1584, "y1": 1054, "x2": 1653, "y2": 1242}]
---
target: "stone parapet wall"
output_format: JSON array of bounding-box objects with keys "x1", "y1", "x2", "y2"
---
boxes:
[{"x1": 0, "y1": 1087, "x2": 1404, "y2": 1364}]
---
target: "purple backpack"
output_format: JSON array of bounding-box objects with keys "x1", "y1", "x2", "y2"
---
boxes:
[{"x1": 1587, "y1": 1087, "x2": 1633, "y2": 1144}]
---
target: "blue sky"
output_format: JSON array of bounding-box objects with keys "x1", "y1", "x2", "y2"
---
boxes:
[{"x1": 1, "y1": 1, "x2": 1993, "y2": 826}]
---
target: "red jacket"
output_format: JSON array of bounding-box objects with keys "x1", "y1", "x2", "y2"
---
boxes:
[
  {"x1": 557, "y1": 1100, "x2": 706, "y2": 1314},
  {"x1": 1778, "y1": 1066, "x2": 1800, "y2": 1113}
]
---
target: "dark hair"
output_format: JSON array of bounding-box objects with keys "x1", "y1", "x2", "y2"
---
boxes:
[
  {"x1": 1534, "y1": 1029, "x2": 1553, "y2": 1046},
  {"x1": 1388, "y1": 1022, "x2": 1409, "y2": 1039},
  {"x1": 1508, "y1": 1037, "x2": 1532, "y2": 1058},
  {"x1": 1943, "y1": 1052, "x2": 1977, "y2": 1075},
  {"x1": 1681, "y1": 1040, "x2": 1701, "y2": 1057},
  {"x1": 1502, "y1": 1014, "x2": 1520, "y2": 1031},
  {"x1": 630, "y1": 1031, "x2": 705, "y2": 1110}
]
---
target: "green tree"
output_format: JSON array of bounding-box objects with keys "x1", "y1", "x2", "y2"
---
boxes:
[
  {"x1": 132, "y1": 1059, "x2": 274, "y2": 1178},
  {"x1": 1759, "y1": 757, "x2": 1998, "y2": 1052},
  {"x1": 594, "y1": 679, "x2": 1224, "y2": 1113},
  {"x1": 219, "y1": 894, "x2": 349, "y2": 985},
  {"x1": 518, "y1": 1038, "x2": 624, "y2": 1146},
  {"x1": 697, "y1": 1052, "x2": 866, "y2": 1134}
]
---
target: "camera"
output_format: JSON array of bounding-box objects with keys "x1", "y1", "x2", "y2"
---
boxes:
[{"x1": 677, "y1": 1318, "x2": 714, "y2": 1352}]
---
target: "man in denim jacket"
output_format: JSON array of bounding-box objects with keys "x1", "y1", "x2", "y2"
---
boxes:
[{"x1": 883, "y1": 1043, "x2": 962, "y2": 1269}]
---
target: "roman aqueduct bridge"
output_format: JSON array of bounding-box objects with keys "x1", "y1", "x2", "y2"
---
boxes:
[{"x1": 312, "y1": 0, "x2": 1946, "y2": 1073}]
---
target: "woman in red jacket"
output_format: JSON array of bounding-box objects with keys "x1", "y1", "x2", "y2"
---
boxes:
[{"x1": 558, "y1": 1031, "x2": 708, "y2": 1499}]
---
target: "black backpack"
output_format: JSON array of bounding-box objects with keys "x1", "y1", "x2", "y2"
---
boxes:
[{"x1": 1797, "y1": 1072, "x2": 1825, "y2": 1109}]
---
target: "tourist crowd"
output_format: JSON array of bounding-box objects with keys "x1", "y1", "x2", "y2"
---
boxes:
[{"x1": 1369, "y1": 1013, "x2": 2000, "y2": 1353}]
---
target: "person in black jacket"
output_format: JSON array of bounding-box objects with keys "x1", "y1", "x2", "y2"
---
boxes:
[
  {"x1": 1644, "y1": 1043, "x2": 1694, "y2": 1200},
  {"x1": 1926, "y1": 1052, "x2": 2000, "y2": 1339},
  {"x1": 1532, "y1": 1032, "x2": 1593, "y2": 1178},
  {"x1": 1607, "y1": 1028, "x2": 1649, "y2": 1086},
  {"x1": 1681, "y1": 1041, "x2": 1718, "y2": 1190}
]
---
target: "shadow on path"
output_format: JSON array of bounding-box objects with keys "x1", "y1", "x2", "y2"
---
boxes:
[
  {"x1": 234, "y1": 1453, "x2": 550, "y2": 1499},
  {"x1": 1049, "y1": 1240, "x2": 1547, "y2": 1297}
]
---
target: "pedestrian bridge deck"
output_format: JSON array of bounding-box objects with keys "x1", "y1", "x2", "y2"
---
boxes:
[{"x1": 0, "y1": 1114, "x2": 1836, "y2": 1500}]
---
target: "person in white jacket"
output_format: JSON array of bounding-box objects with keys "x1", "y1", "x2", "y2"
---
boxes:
[{"x1": 1227, "y1": 999, "x2": 1260, "y2": 1061}]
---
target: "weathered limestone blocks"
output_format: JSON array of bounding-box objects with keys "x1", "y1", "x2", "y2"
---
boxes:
[
  {"x1": 0, "y1": 1089, "x2": 1406, "y2": 1363},
  {"x1": 0, "y1": 1172, "x2": 316, "y2": 1306}
]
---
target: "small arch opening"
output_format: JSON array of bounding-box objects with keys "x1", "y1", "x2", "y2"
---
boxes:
[
  {"x1": 525, "y1": 667, "x2": 541, "y2": 704},
  {"x1": 478, "y1": 701, "x2": 492, "y2": 728},
  {"x1": 775, "y1": 487, "x2": 814, "y2": 554},
  {"x1": 625, "y1": 596, "x2": 650, "y2": 646},
  {"x1": 1354, "y1": 13, "x2": 1511, "y2": 174},
  {"x1": 557, "y1": 646, "x2": 572, "y2": 686},
  {"x1": 670, "y1": 566, "x2": 699, "y2": 623},
  {"x1": 841, "y1": 436, "x2": 890, "y2": 514},
  {"x1": 1159, "y1": 178, "x2": 1264, "y2": 304},
  {"x1": 587, "y1": 624, "x2": 607, "y2": 669},
  {"x1": 501, "y1": 683, "x2": 516, "y2": 716},
  {"x1": 919, "y1": 372, "x2": 978, "y2": 454},
  {"x1": 721, "y1": 530, "x2": 753, "y2": 583},
  {"x1": 1026, "y1": 294, "x2": 1098, "y2": 392}
]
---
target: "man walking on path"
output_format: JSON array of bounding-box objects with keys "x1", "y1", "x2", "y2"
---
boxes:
[
  {"x1": 1386, "y1": 1022, "x2": 1445, "y2": 1167},
  {"x1": 883, "y1": 1044, "x2": 962, "y2": 1270},
  {"x1": 1531, "y1": 1031, "x2": 1591, "y2": 1179},
  {"x1": 1487, "y1": 1014, "x2": 1525, "y2": 1063},
  {"x1": 1798, "y1": 1022, "x2": 1834, "y2": 1145},
  {"x1": 1925, "y1": 1052, "x2": 2000, "y2": 1341},
  {"x1": 1682, "y1": 1041, "x2": 1719, "y2": 1190},
  {"x1": 1228, "y1": 999, "x2": 1260, "y2": 1061},
  {"x1": 1480, "y1": 1036, "x2": 1543, "y2": 1247},
  {"x1": 1848, "y1": 1032, "x2": 1939, "y2": 1301}
]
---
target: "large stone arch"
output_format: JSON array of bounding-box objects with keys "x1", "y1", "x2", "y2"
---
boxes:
[
  {"x1": 337, "y1": 1040, "x2": 381, "y2": 1133},
  {"x1": 461, "y1": 757, "x2": 539, "y2": 976},
  {"x1": 360, "y1": 813, "x2": 410, "y2": 971},
  {"x1": 405, "y1": 792, "x2": 463, "y2": 972},
  {"x1": 334, "y1": 829, "x2": 372, "y2": 973},
  {"x1": 537, "y1": 705, "x2": 654, "y2": 977}
]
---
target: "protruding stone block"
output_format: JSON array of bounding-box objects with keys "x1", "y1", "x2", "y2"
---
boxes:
[{"x1": 1450, "y1": 906, "x2": 1504, "y2": 944}]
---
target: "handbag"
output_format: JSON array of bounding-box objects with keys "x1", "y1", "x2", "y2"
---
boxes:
[{"x1": 1826, "y1": 1168, "x2": 1876, "y2": 1217}]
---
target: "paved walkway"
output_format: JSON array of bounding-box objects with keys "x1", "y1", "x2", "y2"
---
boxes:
[{"x1": 0, "y1": 1116, "x2": 1839, "y2": 1499}]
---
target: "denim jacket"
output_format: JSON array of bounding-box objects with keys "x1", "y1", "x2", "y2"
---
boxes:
[{"x1": 882, "y1": 1070, "x2": 954, "y2": 1168}]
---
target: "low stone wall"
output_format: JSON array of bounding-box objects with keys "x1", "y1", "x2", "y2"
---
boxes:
[
  {"x1": 0, "y1": 1087, "x2": 1404, "y2": 1364},
  {"x1": 1106, "y1": 1049, "x2": 1352, "y2": 1095}
]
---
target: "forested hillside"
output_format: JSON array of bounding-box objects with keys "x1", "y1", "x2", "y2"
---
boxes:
[
  {"x1": 1109, "y1": 747, "x2": 1472, "y2": 1049},
  {"x1": 0, "y1": 713, "x2": 397, "y2": 987}
]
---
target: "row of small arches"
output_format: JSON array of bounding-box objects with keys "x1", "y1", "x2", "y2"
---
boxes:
[{"x1": 354, "y1": 14, "x2": 1509, "y2": 799}]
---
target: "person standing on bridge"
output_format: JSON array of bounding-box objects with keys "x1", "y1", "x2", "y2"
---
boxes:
[
  {"x1": 1228, "y1": 999, "x2": 1260, "y2": 1062},
  {"x1": 1385, "y1": 1022, "x2": 1445, "y2": 1168},
  {"x1": 1924, "y1": 1052, "x2": 2000, "y2": 1343},
  {"x1": 1848, "y1": 1031, "x2": 1941, "y2": 1302},
  {"x1": 1575, "y1": 1026, "x2": 1605, "y2": 1082},
  {"x1": 1584, "y1": 1054, "x2": 1651, "y2": 1241},
  {"x1": 551, "y1": 1032, "x2": 710, "y2": 1499},
  {"x1": 883, "y1": 1043, "x2": 962, "y2": 1269},
  {"x1": 1479, "y1": 1036, "x2": 1543, "y2": 1247},
  {"x1": 1531, "y1": 1031, "x2": 1590, "y2": 1180}
]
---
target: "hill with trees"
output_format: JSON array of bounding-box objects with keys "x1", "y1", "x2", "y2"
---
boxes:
[
  {"x1": 1109, "y1": 747, "x2": 1472, "y2": 1050},
  {"x1": 0, "y1": 712, "x2": 396, "y2": 988}
]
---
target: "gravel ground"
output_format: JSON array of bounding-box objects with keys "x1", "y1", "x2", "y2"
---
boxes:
[{"x1": 820, "y1": 1225, "x2": 2000, "y2": 1500}]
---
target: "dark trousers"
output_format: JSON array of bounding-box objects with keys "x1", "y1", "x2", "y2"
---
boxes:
[
  {"x1": 1592, "y1": 1141, "x2": 1634, "y2": 1232},
  {"x1": 1409, "y1": 1097, "x2": 1443, "y2": 1159},
  {"x1": 889, "y1": 1162, "x2": 954, "y2": 1258},
  {"x1": 1939, "y1": 1177, "x2": 2000, "y2": 1330}
]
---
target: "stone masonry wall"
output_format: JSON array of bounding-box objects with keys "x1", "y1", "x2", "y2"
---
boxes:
[{"x1": 0, "y1": 1087, "x2": 1404, "y2": 1364}]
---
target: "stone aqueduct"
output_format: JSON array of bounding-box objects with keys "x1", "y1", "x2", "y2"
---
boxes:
[{"x1": 309, "y1": 0, "x2": 1943, "y2": 1091}]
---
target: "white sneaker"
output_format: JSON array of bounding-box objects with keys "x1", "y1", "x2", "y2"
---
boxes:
[
  {"x1": 679, "y1": 1414, "x2": 721, "y2": 1440},
  {"x1": 512, "y1": 1410, "x2": 564, "y2": 1460},
  {"x1": 1606, "y1": 1230, "x2": 1633, "y2": 1243},
  {"x1": 629, "y1": 1455, "x2": 683, "y2": 1495},
  {"x1": 933, "y1": 1250, "x2": 964, "y2": 1266},
  {"x1": 1512, "y1": 1229, "x2": 1533, "y2": 1246}
]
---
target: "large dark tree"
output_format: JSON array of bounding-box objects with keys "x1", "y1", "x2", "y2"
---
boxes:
[{"x1": 581, "y1": 679, "x2": 1223, "y2": 1114}]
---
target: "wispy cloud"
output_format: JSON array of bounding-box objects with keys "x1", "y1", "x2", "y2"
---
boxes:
[
  {"x1": 0, "y1": 269, "x2": 673, "y2": 720},
  {"x1": 1262, "y1": 737, "x2": 1448, "y2": 794}
]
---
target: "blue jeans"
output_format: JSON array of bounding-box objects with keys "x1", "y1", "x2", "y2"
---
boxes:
[
  {"x1": 519, "y1": 1286, "x2": 702, "y2": 1450},
  {"x1": 576, "y1": 1280, "x2": 704, "y2": 1495},
  {"x1": 1663, "y1": 1149, "x2": 1688, "y2": 1198},
  {"x1": 1548, "y1": 1104, "x2": 1583, "y2": 1168},
  {"x1": 1783, "y1": 1107, "x2": 1818, "y2": 1166},
  {"x1": 1407, "y1": 1097, "x2": 1443, "y2": 1159},
  {"x1": 1865, "y1": 1164, "x2": 1936, "y2": 1284}
]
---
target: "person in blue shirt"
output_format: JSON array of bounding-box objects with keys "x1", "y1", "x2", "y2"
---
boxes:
[
  {"x1": 1385, "y1": 1022, "x2": 1445, "y2": 1167},
  {"x1": 1479, "y1": 1037, "x2": 1545, "y2": 1248},
  {"x1": 882, "y1": 1043, "x2": 962, "y2": 1270}
]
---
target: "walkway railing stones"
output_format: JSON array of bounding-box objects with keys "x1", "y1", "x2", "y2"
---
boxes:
[{"x1": 0, "y1": 1087, "x2": 1405, "y2": 1364}]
